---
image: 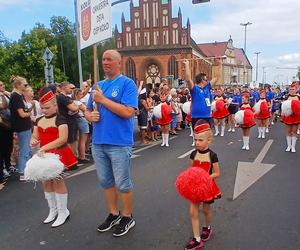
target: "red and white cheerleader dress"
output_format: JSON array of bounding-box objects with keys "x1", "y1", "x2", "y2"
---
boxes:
[
  {"x1": 37, "y1": 114, "x2": 78, "y2": 168},
  {"x1": 212, "y1": 96, "x2": 230, "y2": 119},
  {"x1": 156, "y1": 102, "x2": 172, "y2": 125},
  {"x1": 254, "y1": 99, "x2": 270, "y2": 120},
  {"x1": 238, "y1": 105, "x2": 256, "y2": 128},
  {"x1": 175, "y1": 149, "x2": 221, "y2": 204},
  {"x1": 281, "y1": 95, "x2": 300, "y2": 125}
]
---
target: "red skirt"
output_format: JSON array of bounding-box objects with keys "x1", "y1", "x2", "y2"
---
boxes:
[
  {"x1": 157, "y1": 103, "x2": 172, "y2": 125},
  {"x1": 212, "y1": 108, "x2": 230, "y2": 119},
  {"x1": 255, "y1": 111, "x2": 270, "y2": 120},
  {"x1": 48, "y1": 146, "x2": 78, "y2": 168},
  {"x1": 281, "y1": 114, "x2": 300, "y2": 125}
]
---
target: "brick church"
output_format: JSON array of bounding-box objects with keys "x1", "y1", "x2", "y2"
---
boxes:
[{"x1": 115, "y1": 0, "x2": 212, "y2": 88}]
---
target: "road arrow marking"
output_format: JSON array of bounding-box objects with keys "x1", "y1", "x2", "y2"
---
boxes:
[{"x1": 233, "y1": 139, "x2": 276, "y2": 200}]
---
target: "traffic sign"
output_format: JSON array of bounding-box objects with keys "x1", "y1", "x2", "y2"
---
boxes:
[
  {"x1": 44, "y1": 64, "x2": 54, "y2": 85},
  {"x1": 43, "y1": 47, "x2": 54, "y2": 63}
]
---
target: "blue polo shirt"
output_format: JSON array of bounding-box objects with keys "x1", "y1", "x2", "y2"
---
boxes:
[
  {"x1": 266, "y1": 91, "x2": 275, "y2": 102},
  {"x1": 190, "y1": 83, "x2": 211, "y2": 118},
  {"x1": 86, "y1": 75, "x2": 138, "y2": 146}
]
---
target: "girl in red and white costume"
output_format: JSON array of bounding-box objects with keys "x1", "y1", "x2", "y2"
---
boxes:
[
  {"x1": 157, "y1": 84, "x2": 172, "y2": 147},
  {"x1": 281, "y1": 82, "x2": 300, "y2": 153},
  {"x1": 30, "y1": 87, "x2": 77, "y2": 227},
  {"x1": 235, "y1": 92, "x2": 256, "y2": 150},
  {"x1": 212, "y1": 88, "x2": 230, "y2": 137},
  {"x1": 176, "y1": 121, "x2": 221, "y2": 249},
  {"x1": 253, "y1": 89, "x2": 271, "y2": 139}
]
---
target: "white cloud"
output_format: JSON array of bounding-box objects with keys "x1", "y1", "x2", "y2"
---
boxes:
[{"x1": 190, "y1": 0, "x2": 300, "y2": 44}]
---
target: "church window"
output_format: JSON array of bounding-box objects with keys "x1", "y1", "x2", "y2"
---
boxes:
[
  {"x1": 152, "y1": 1, "x2": 159, "y2": 27},
  {"x1": 153, "y1": 31, "x2": 160, "y2": 45},
  {"x1": 182, "y1": 33, "x2": 187, "y2": 45},
  {"x1": 143, "y1": 3, "x2": 149, "y2": 28},
  {"x1": 126, "y1": 58, "x2": 136, "y2": 81},
  {"x1": 163, "y1": 30, "x2": 169, "y2": 45},
  {"x1": 126, "y1": 32, "x2": 132, "y2": 47},
  {"x1": 168, "y1": 56, "x2": 178, "y2": 79},
  {"x1": 135, "y1": 32, "x2": 141, "y2": 46},
  {"x1": 144, "y1": 32, "x2": 150, "y2": 46}
]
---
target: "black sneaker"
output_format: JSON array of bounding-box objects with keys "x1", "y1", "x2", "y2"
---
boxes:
[
  {"x1": 185, "y1": 238, "x2": 204, "y2": 250},
  {"x1": 201, "y1": 227, "x2": 212, "y2": 242},
  {"x1": 112, "y1": 216, "x2": 135, "y2": 237},
  {"x1": 97, "y1": 213, "x2": 121, "y2": 232}
]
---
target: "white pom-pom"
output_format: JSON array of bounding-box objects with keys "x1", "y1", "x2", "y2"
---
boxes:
[
  {"x1": 235, "y1": 110, "x2": 245, "y2": 125},
  {"x1": 182, "y1": 101, "x2": 191, "y2": 114},
  {"x1": 24, "y1": 153, "x2": 64, "y2": 182},
  {"x1": 281, "y1": 100, "x2": 292, "y2": 116},
  {"x1": 253, "y1": 100, "x2": 261, "y2": 114},
  {"x1": 211, "y1": 101, "x2": 216, "y2": 112},
  {"x1": 153, "y1": 104, "x2": 162, "y2": 119}
]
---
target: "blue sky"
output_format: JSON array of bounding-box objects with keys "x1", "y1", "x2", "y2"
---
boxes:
[{"x1": 1, "y1": 0, "x2": 299, "y2": 84}]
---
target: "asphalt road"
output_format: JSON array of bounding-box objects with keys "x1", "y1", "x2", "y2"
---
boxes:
[{"x1": 0, "y1": 122, "x2": 299, "y2": 250}]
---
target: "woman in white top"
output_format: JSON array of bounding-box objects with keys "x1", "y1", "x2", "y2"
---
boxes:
[{"x1": 73, "y1": 88, "x2": 90, "y2": 163}]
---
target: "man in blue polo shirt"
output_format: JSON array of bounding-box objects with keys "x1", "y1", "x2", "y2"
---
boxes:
[
  {"x1": 85, "y1": 50, "x2": 138, "y2": 237},
  {"x1": 184, "y1": 60, "x2": 217, "y2": 128}
]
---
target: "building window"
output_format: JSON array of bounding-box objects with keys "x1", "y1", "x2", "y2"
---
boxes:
[
  {"x1": 134, "y1": 18, "x2": 140, "y2": 29},
  {"x1": 144, "y1": 32, "x2": 150, "y2": 46},
  {"x1": 153, "y1": 31, "x2": 159, "y2": 45},
  {"x1": 126, "y1": 32, "x2": 132, "y2": 47},
  {"x1": 172, "y1": 29, "x2": 178, "y2": 44},
  {"x1": 162, "y1": 15, "x2": 168, "y2": 26},
  {"x1": 163, "y1": 30, "x2": 169, "y2": 45},
  {"x1": 126, "y1": 58, "x2": 136, "y2": 81},
  {"x1": 135, "y1": 32, "x2": 141, "y2": 46},
  {"x1": 168, "y1": 56, "x2": 178, "y2": 79},
  {"x1": 143, "y1": 3, "x2": 149, "y2": 28},
  {"x1": 181, "y1": 33, "x2": 187, "y2": 45},
  {"x1": 152, "y1": 1, "x2": 159, "y2": 27},
  {"x1": 117, "y1": 38, "x2": 122, "y2": 49}
]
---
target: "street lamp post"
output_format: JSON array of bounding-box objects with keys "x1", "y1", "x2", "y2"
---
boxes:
[
  {"x1": 254, "y1": 52, "x2": 261, "y2": 83},
  {"x1": 240, "y1": 22, "x2": 252, "y2": 54}
]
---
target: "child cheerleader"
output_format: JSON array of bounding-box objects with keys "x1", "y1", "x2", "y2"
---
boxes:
[
  {"x1": 30, "y1": 87, "x2": 77, "y2": 227},
  {"x1": 235, "y1": 92, "x2": 256, "y2": 150},
  {"x1": 212, "y1": 87, "x2": 230, "y2": 137},
  {"x1": 155, "y1": 86, "x2": 172, "y2": 147},
  {"x1": 281, "y1": 82, "x2": 300, "y2": 153},
  {"x1": 253, "y1": 89, "x2": 271, "y2": 139},
  {"x1": 176, "y1": 120, "x2": 221, "y2": 249}
]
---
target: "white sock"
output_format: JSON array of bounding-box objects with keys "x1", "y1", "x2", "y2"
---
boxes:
[
  {"x1": 286, "y1": 136, "x2": 292, "y2": 151},
  {"x1": 214, "y1": 125, "x2": 219, "y2": 135},
  {"x1": 291, "y1": 136, "x2": 297, "y2": 152},
  {"x1": 221, "y1": 126, "x2": 225, "y2": 136},
  {"x1": 165, "y1": 133, "x2": 169, "y2": 146},
  {"x1": 161, "y1": 134, "x2": 165, "y2": 146}
]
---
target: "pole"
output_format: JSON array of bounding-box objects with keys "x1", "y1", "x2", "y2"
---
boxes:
[
  {"x1": 60, "y1": 41, "x2": 66, "y2": 75},
  {"x1": 74, "y1": 0, "x2": 83, "y2": 86},
  {"x1": 93, "y1": 44, "x2": 98, "y2": 84},
  {"x1": 254, "y1": 52, "x2": 261, "y2": 82},
  {"x1": 240, "y1": 22, "x2": 252, "y2": 54}
]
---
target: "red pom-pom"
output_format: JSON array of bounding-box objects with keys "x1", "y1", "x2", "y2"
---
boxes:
[{"x1": 175, "y1": 167, "x2": 213, "y2": 204}]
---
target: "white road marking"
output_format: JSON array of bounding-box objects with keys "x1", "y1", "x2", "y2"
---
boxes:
[
  {"x1": 68, "y1": 137, "x2": 177, "y2": 179},
  {"x1": 132, "y1": 136, "x2": 177, "y2": 154},
  {"x1": 233, "y1": 139, "x2": 276, "y2": 200},
  {"x1": 177, "y1": 149, "x2": 195, "y2": 159}
]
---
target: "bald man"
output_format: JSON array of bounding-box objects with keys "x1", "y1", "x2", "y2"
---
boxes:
[{"x1": 85, "y1": 50, "x2": 138, "y2": 237}]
